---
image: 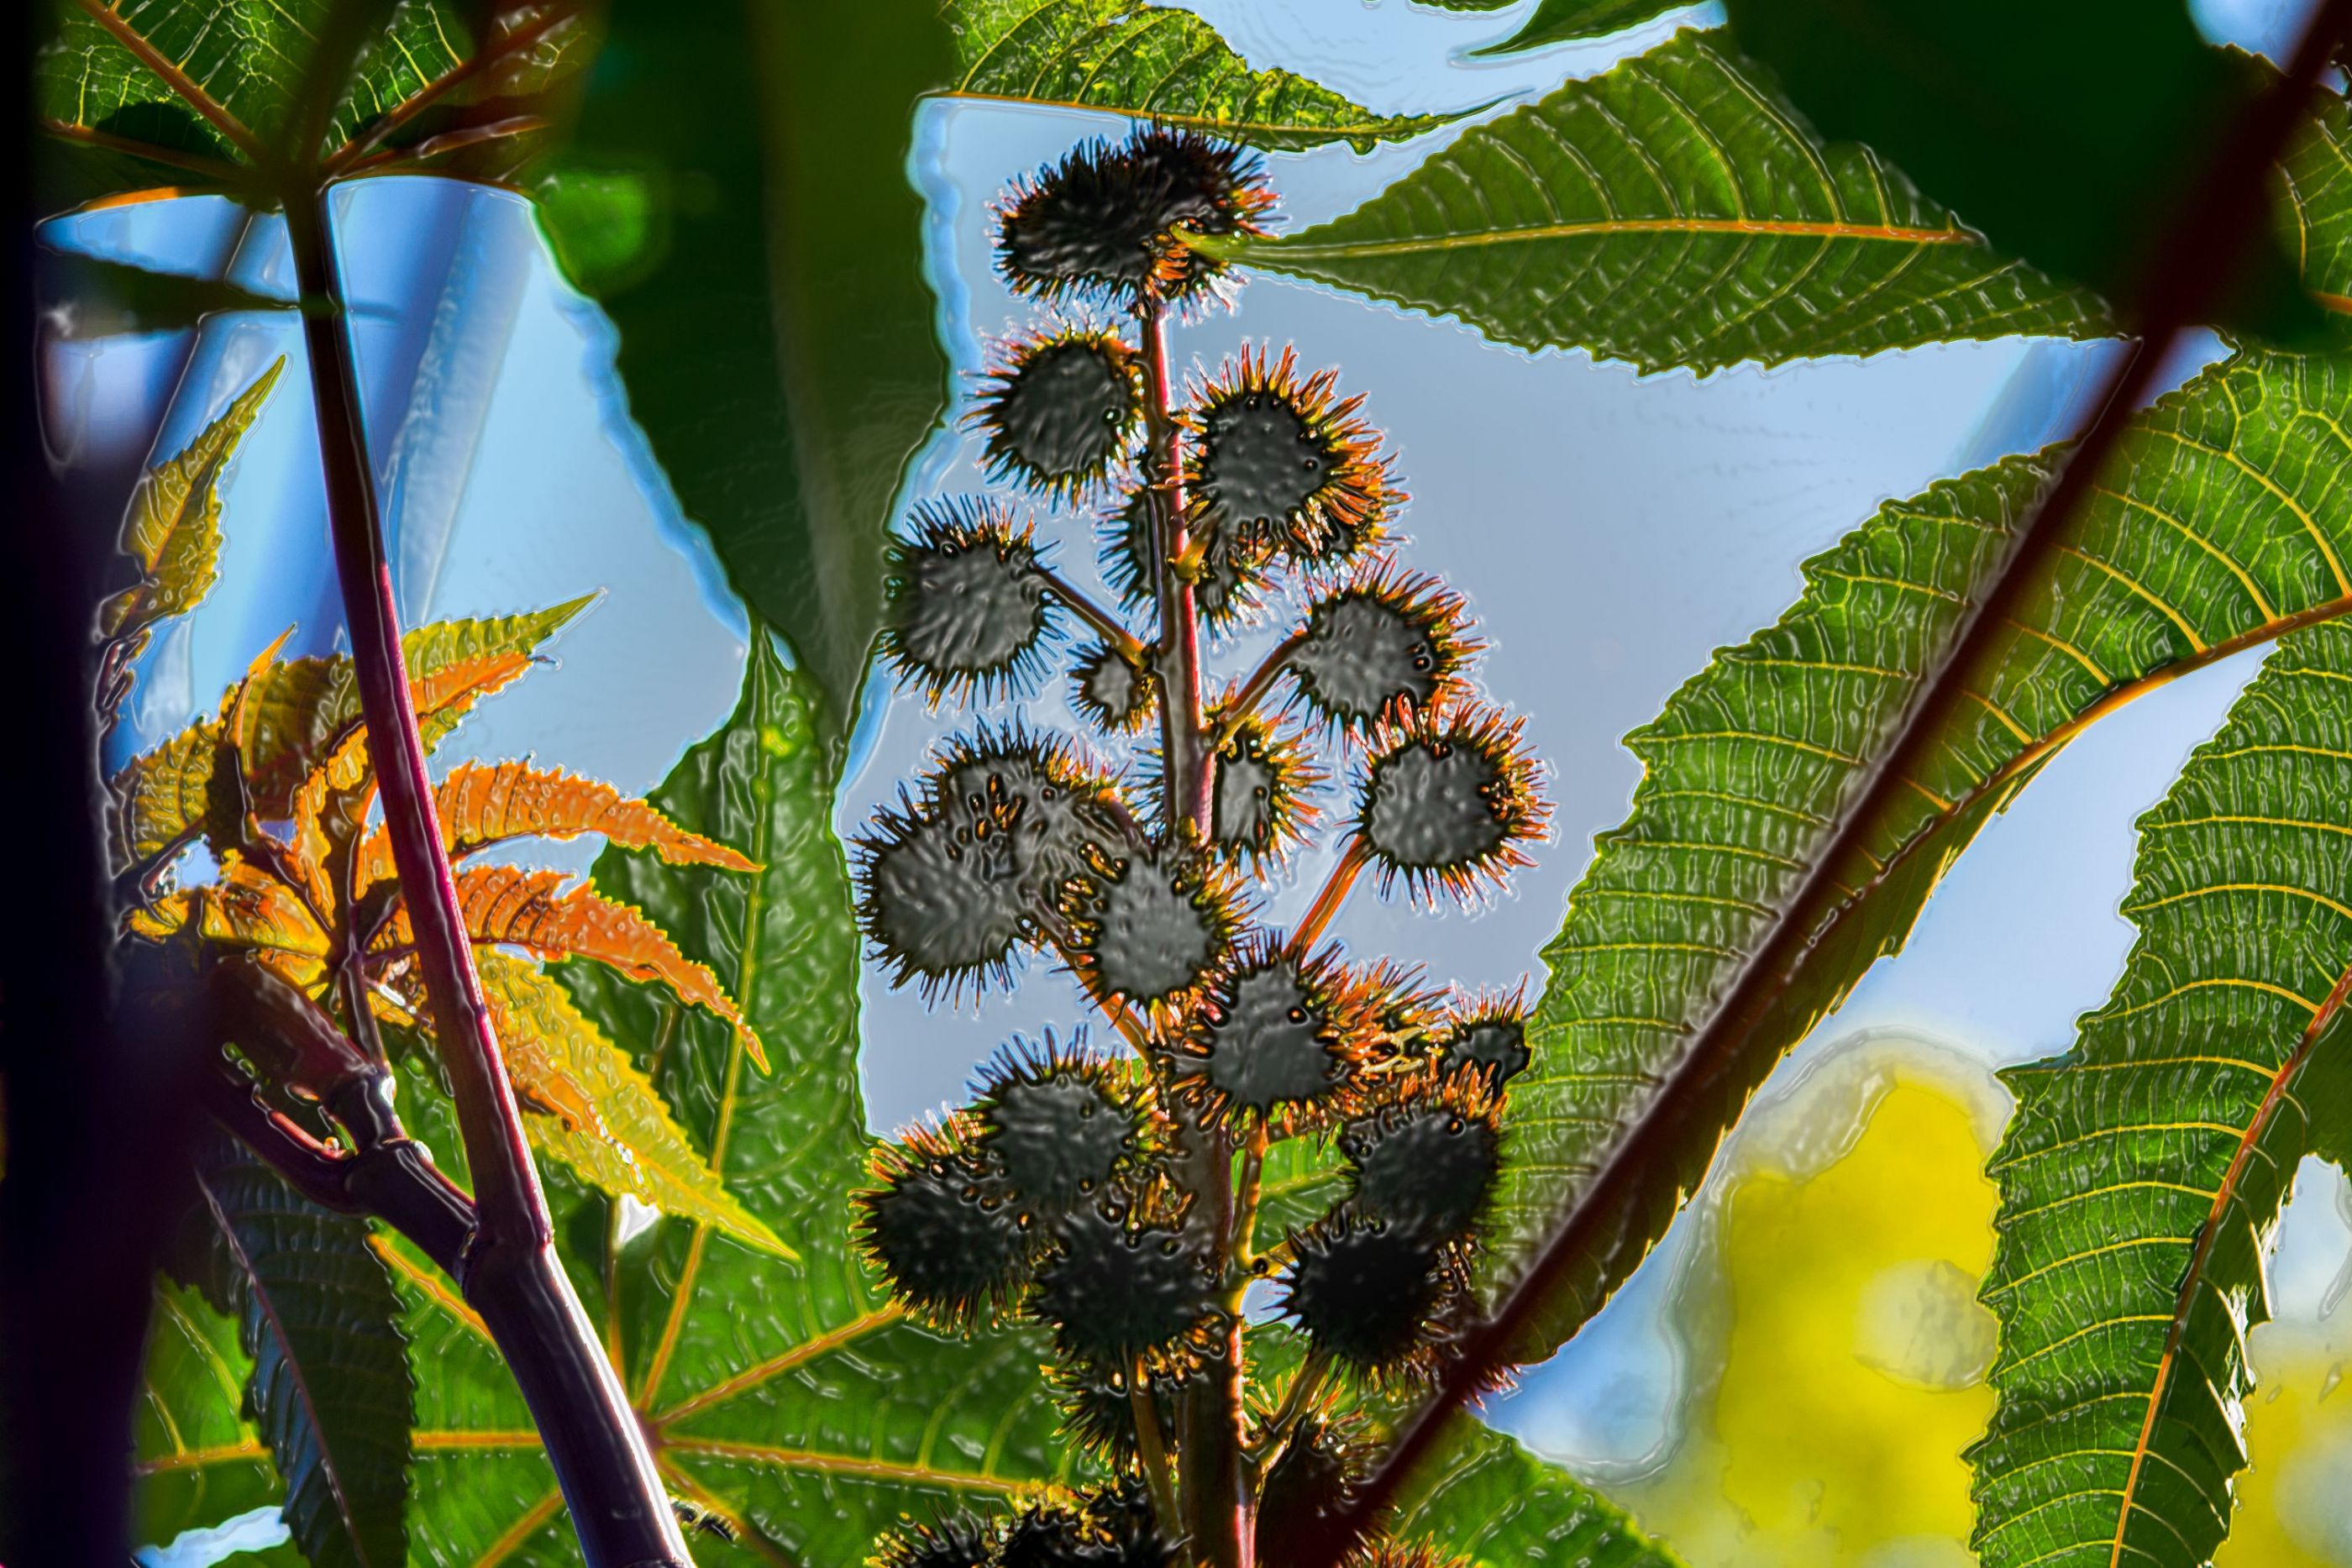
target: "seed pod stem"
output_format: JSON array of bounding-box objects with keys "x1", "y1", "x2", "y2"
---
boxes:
[
  {"x1": 1131, "y1": 1355, "x2": 1182, "y2": 1529},
  {"x1": 1137, "y1": 285, "x2": 1210, "y2": 840},
  {"x1": 1208, "y1": 628, "x2": 1308, "y2": 752},
  {"x1": 1291, "y1": 836, "x2": 1373, "y2": 957},
  {"x1": 1033, "y1": 564, "x2": 1151, "y2": 666}
]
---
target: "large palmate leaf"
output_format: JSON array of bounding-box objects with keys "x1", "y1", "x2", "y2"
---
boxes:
[
  {"x1": 1205, "y1": 29, "x2": 2113, "y2": 374},
  {"x1": 1494, "y1": 337, "x2": 2352, "y2": 1361},
  {"x1": 171, "y1": 1130, "x2": 413, "y2": 1568},
  {"x1": 34, "y1": 0, "x2": 591, "y2": 204},
  {"x1": 354, "y1": 628, "x2": 1084, "y2": 1560},
  {"x1": 1970, "y1": 621, "x2": 2352, "y2": 1568},
  {"x1": 940, "y1": 0, "x2": 1461, "y2": 152}
]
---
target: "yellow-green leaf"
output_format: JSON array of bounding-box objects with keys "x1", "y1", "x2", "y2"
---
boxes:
[
  {"x1": 477, "y1": 952, "x2": 791, "y2": 1261},
  {"x1": 101, "y1": 358, "x2": 285, "y2": 646}
]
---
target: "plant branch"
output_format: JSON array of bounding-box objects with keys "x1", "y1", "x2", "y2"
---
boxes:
[
  {"x1": 1209, "y1": 632, "x2": 1304, "y2": 747},
  {"x1": 1035, "y1": 564, "x2": 1151, "y2": 664},
  {"x1": 283, "y1": 181, "x2": 690, "y2": 1568},
  {"x1": 1139, "y1": 289, "x2": 1209, "y2": 838},
  {"x1": 1131, "y1": 1360, "x2": 1182, "y2": 1535},
  {"x1": 1315, "y1": 7, "x2": 2352, "y2": 1555},
  {"x1": 1289, "y1": 837, "x2": 1369, "y2": 957}
]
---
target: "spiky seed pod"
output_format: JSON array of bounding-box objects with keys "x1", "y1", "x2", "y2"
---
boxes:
[
  {"x1": 1289, "y1": 564, "x2": 1477, "y2": 733},
  {"x1": 996, "y1": 1499, "x2": 1098, "y2": 1568},
  {"x1": 1279, "y1": 1208, "x2": 1454, "y2": 1374},
  {"x1": 1184, "y1": 348, "x2": 1395, "y2": 564},
  {"x1": 1079, "y1": 1481, "x2": 1183, "y2": 1568},
  {"x1": 1349, "y1": 957, "x2": 1446, "y2": 1067},
  {"x1": 852, "y1": 800, "x2": 1037, "y2": 1003},
  {"x1": 1031, "y1": 1198, "x2": 1222, "y2": 1369},
  {"x1": 970, "y1": 1034, "x2": 1139, "y2": 1214},
  {"x1": 1357, "y1": 704, "x2": 1548, "y2": 905},
  {"x1": 1346, "y1": 1543, "x2": 1476, "y2": 1568},
  {"x1": 1167, "y1": 937, "x2": 1369, "y2": 1135},
  {"x1": 1339, "y1": 1076, "x2": 1503, "y2": 1241},
  {"x1": 996, "y1": 128, "x2": 1273, "y2": 305},
  {"x1": 1105, "y1": 493, "x2": 1271, "y2": 631},
  {"x1": 1431, "y1": 991, "x2": 1532, "y2": 1086},
  {"x1": 929, "y1": 723, "x2": 1129, "y2": 892},
  {"x1": 973, "y1": 329, "x2": 1144, "y2": 497},
  {"x1": 1047, "y1": 1360, "x2": 1191, "y2": 1466},
  {"x1": 1206, "y1": 711, "x2": 1321, "y2": 871},
  {"x1": 881, "y1": 501, "x2": 1055, "y2": 706},
  {"x1": 857, "y1": 1127, "x2": 1034, "y2": 1327},
  {"x1": 1064, "y1": 846, "x2": 1242, "y2": 1020},
  {"x1": 1258, "y1": 1414, "x2": 1376, "y2": 1563},
  {"x1": 1072, "y1": 642, "x2": 1159, "y2": 735},
  {"x1": 873, "y1": 1513, "x2": 1000, "y2": 1568}
]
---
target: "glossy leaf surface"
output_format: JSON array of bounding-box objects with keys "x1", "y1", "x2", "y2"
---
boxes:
[
  {"x1": 1210, "y1": 30, "x2": 2112, "y2": 374},
  {"x1": 1971, "y1": 621, "x2": 2352, "y2": 1568},
  {"x1": 1497, "y1": 341, "x2": 2352, "y2": 1362}
]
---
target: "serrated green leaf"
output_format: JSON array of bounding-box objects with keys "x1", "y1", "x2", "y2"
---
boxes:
[
  {"x1": 1496, "y1": 339, "x2": 2352, "y2": 1363},
  {"x1": 1393, "y1": 1420, "x2": 1688, "y2": 1565},
  {"x1": 1209, "y1": 29, "x2": 2111, "y2": 373},
  {"x1": 475, "y1": 950, "x2": 792, "y2": 1261},
  {"x1": 101, "y1": 359, "x2": 281, "y2": 652},
  {"x1": 1969, "y1": 621, "x2": 2352, "y2": 1568},
  {"x1": 177, "y1": 1129, "x2": 414, "y2": 1568},
  {"x1": 359, "y1": 630, "x2": 1082, "y2": 1562},
  {"x1": 1257, "y1": 1132, "x2": 1347, "y2": 1241},
  {"x1": 1477, "y1": 0, "x2": 1691, "y2": 50},
  {"x1": 941, "y1": 0, "x2": 1462, "y2": 152},
  {"x1": 33, "y1": 0, "x2": 591, "y2": 208},
  {"x1": 133, "y1": 1281, "x2": 290, "y2": 1553}
]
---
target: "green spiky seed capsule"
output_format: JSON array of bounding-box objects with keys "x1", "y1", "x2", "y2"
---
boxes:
[
  {"x1": 1171, "y1": 941, "x2": 1363, "y2": 1131},
  {"x1": 1280, "y1": 1209, "x2": 1447, "y2": 1373},
  {"x1": 1186, "y1": 349, "x2": 1394, "y2": 563},
  {"x1": 1289, "y1": 566, "x2": 1473, "y2": 732},
  {"x1": 996, "y1": 128, "x2": 1273, "y2": 304},
  {"x1": 858, "y1": 1136, "x2": 1032, "y2": 1327},
  {"x1": 852, "y1": 802, "x2": 1036, "y2": 1002},
  {"x1": 1357, "y1": 705, "x2": 1547, "y2": 905},
  {"x1": 1207, "y1": 714, "x2": 1319, "y2": 870},
  {"x1": 972, "y1": 1037, "x2": 1137, "y2": 1213},
  {"x1": 1435, "y1": 1002, "x2": 1530, "y2": 1086},
  {"x1": 1067, "y1": 847, "x2": 1236, "y2": 1016},
  {"x1": 1341, "y1": 1089, "x2": 1501, "y2": 1240},
  {"x1": 874, "y1": 1513, "x2": 1000, "y2": 1568},
  {"x1": 1072, "y1": 642, "x2": 1158, "y2": 734},
  {"x1": 1032, "y1": 1200, "x2": 1221, "y2": 1366},
  {"x1": 974, "y1": 331, "x2": 1143, "y2": 497},
  {"x1": 881, "y1": 501, "x2": 1054, "y2": 705}
]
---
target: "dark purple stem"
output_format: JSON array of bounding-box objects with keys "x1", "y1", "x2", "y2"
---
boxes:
[{"x1": 283, "y1": 183, "x2": 688, "y2": 1568}]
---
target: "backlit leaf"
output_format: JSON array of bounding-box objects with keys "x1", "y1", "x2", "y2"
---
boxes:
[
  {"x1": 1497, "y1": 341, "x2": 2352, "y2": 1362},
  {"x1": 1207, "y1": 30, "x2": 2112, "y2": 374},
  {"x1": 395, "y1": 863, "x2": 769, "y2": 1072},
  {"x1": 476, "y1": 951, "x2": 791, "y2": 1261},
  {"x1": 1391, "y1": 1420, "x2": 1688, "y2": 1565},
  {"x1": 1971, "y1": 621, "x2": 2352, "y2": 1568},
  {"x1": 941, "y1": 0, "x2": 1462, "y2": 152},
  {"x1": 1476, "y1": 0, "x2": 1691, "y2": 51},
  {"x1": 132, "y1": 1281, "x2": 287, "y2": 1554},
  {"x1": 100, "y1": 354, "x2": 279, "y2": 633},
  {"x1": 351, "y1": 759, "x2": 755, "y2": 894}
]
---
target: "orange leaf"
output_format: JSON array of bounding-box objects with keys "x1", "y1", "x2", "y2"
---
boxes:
[
  {"x1": 382, "y1": 865, "x2": 769, "y2": 1071},
  {"x1": 354, "y1": 761, "x2": 756, "y2": 893}
]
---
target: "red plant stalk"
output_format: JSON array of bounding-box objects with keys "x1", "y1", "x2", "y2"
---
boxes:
[{"x1": 284, "y1": 186, "x2": 690, "y2": 1568}]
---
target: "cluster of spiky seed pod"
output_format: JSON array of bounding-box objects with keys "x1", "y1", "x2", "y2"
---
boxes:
[{"x1": 852, "y1": 126, "x2": 1545, "y2": 1566}]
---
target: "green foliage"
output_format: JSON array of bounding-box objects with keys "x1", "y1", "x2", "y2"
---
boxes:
[
  {"x1": 173, "y1": 1130, "x2": 413, "y2": 1568},
  {"x1": 1205, "y1": 30, "x2": 2111, "y2": 374},
  {"x1": 1475, "y1": 0, "x2": 1693, "y2": 51},
  {"x1": 134, "y1": 1280, "x2": 300, "y2": 1560},
  {"x1": 1970, "y1": 623, "x2": 2352, "y2": 1568},
  {"x1": 1389, "y1": 1421, "x2": 1686, "y2": 1565},
  {"x1": 1500, "y1": 343, "x2": 2352, "y2": 1356},
  {"x1": 942, "y1": 0, "x2": 1464, "y2": 151},
  {"x1": 1722, "y1": 0, "x2": 2329, "y2": 345}
]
